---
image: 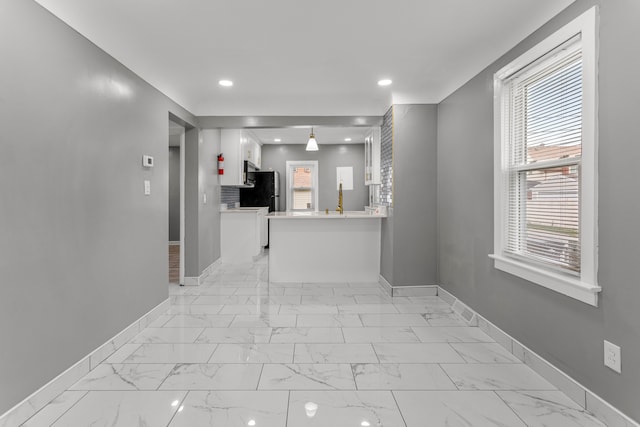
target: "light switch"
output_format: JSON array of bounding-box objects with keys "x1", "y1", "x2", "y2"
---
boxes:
[
  {"x1": 144, "y1": 180, "x2": 151, "y2": 195},
  {"x1": 203, "y1": 192, "x2": 207, "y2": 204}
]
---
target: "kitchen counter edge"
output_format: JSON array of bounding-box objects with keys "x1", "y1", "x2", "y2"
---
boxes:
[{"x1": 267, "y1": 211, "x2": 387, "y2": 220}]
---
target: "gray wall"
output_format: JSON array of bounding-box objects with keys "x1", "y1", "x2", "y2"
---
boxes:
[
  {"x1": 198, "y1": 129, "x2": 222, "y2": 272},
  {"x1": 168, "y1": 147, "x2": 180, "y2": 241},
  {"x1": 394, "y1": 105, "x2": 438, "y2": 286},
  {"x1": 261, "y1": 144, "x2": 368, "y2": 212},
  {"x1": 380, "y1": 105, "x2": 438, "y2": 287},
  {"x1": 437, "y1": 0, "x2": 640, "y2": 421},
  {"x1": 0, "y1": 0, "x2": 196, "y2": 414},
  {"x1": 184, "y1": 128, "x2": 200, "y2": 277}
]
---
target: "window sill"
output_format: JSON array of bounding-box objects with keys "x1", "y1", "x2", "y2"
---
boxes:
[{"x1": 489, "y1": 254, "x2": 601, "y2": 306}]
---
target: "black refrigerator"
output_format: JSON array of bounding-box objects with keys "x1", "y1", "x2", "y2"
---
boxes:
[{"x1": 239, "y1": 171, "x2": 280, "y2": 212}]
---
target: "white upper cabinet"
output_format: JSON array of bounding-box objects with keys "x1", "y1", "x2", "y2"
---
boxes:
[
  {"x1": 244, "y1": 133, "x2": 262, "y2": 169},
  {"x1": 220, "y1": 129, "x2": 262, "y2": 186},
  {"x1": 364, "y1": 127, "x2": 381, "y2": 185}
]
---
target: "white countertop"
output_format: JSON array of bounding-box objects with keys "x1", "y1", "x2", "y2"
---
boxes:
[
  {"x1": 267, "y1": 211, "x2": 386, "y2": 220},
  {"x1": 220, "y1": 207, "x2": 269, "y2": 213}
]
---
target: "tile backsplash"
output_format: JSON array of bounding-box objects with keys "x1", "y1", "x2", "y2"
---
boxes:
[
  {"x1": 220, "y1": 187, "x2": 240, "y2": 208},
  {"x1": 380, "y1": 106, "x2": 393, "y2": 207}
]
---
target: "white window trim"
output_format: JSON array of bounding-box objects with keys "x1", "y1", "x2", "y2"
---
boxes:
[
  {"x1": 286, "y1": 160, "x2": 319, "y2": 212},
  {"x1": 491, "y1": 6, "x2": 601, "y2": 306}
]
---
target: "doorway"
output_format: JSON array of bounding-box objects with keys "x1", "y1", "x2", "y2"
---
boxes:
[{"x1": 168, "y1": 119, "x2": 185, "y2": 284}]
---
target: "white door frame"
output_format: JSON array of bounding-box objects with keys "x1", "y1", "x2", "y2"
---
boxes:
[{"x1": 179, "y1": 131, "x2": 185, "y2": 285}]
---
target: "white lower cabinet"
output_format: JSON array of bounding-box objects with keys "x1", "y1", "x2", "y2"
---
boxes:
[
  {"x1": 258, "y1": 209, "x2": 268, "y2": 247},
  {"x1": 220, "y1": 208, "x2": 268, "y2": 263}
]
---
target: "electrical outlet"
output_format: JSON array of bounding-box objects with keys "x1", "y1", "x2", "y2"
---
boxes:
[{"x1": 604, "y1": 340, "x2": 621, "y2": 373}]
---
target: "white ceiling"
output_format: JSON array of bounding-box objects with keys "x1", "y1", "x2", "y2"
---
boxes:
[
  {"x1": 34, "y1": 0, "x2": 574, "y2": 116},
  {"x1": 252, "y1": 127, "x2": 372, "y2": 145}
]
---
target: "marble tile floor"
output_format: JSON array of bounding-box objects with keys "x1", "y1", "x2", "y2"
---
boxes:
[{"x1": 22, "y1": 256, "x2": 607, "y2": 426}]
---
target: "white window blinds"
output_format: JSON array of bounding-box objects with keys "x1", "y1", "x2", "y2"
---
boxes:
[
  {"x1": 286, "y1": 162, "x2": 318, "y2": 212},
  {"x1": 503, "y1": 37, "x2": 583, "y2": 274}
]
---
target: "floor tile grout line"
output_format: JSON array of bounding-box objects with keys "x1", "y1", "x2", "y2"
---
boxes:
[
  {"x1": 154, "y1": 363, "x2": 181, "y2": 390},
  {"x1": 370, "y1": 342, "x2": 382, "y2": 364},
  {"x1": 74, "y1": 387, "x2": 209, "y2": 393},
  {"x1": 205, "y1": 344, "x2": 220, "y2": 363},
  {"x1": 64, "y1": 387, "x2": 531, "y2": 392},
  {"x1": 350, "y1": 363, "x2": 360, "y2": 391},
  {"x1": 101, "y1": 360, "x2": 494, "y2": 365},
  {"x1": 23, "y1": 389, "x2": 89, "y2": 427},
  {"x1": 284, "y1": 390, "x2": 291, "y2": 427},
  {"x1": 256, "y1": 363, "x2": 266, "y2": 391},
  {"x1": 390, "y1": 390, "x2": 410, "y2": 427},
  {"x1": 438, "y1": 362, "x2": 462, "y2": 391},
  {"x1": 446, "y1": 341, "x2": 470, "y2": 364},
  {"x1": 164, "y1": 390, "x2": 189, "y2": 427},
  {"x1": 492, "y1": 390, "x2": 530, "y2": 426},
  {"x1": 114, "y1": 343, "x2": 144, "y2": 364}
]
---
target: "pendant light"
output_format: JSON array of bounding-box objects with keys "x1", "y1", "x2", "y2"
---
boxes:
[{"x1": 306, "y1": 127, "x2": 319, "y2": 151}]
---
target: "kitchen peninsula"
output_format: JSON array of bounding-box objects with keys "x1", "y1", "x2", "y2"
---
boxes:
[{"x1": 267, "y1": 211, "x2": 386, "y2": 283}]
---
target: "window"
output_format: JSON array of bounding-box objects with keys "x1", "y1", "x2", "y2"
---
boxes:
[
  {"x1": 491, "y1": 7, "x2": 600, "y2": 306},
  {"x1": 286, "y1": 160, "x2": 318, "y2": 211}
]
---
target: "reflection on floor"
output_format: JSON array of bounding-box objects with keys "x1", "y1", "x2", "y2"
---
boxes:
[
  {"x1": 23, "y1": 255, "x2": 606, "y2": 426},
  {"x1": 169, "y1": 244, "x2": 179, "y2": 284}
]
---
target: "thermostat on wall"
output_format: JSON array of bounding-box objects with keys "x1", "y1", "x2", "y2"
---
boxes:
[{"x1": 142, "y1": 155, "x2": 154, "y2": 168}]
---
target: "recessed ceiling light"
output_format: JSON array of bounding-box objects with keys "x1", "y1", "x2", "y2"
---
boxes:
[
  {"x1": 274, "y1": 138, "x2": 281, "y2": 142},
  {"x1": 377, "y1": 79, "x2": 392, "y2": 86},
  {"x1": 344, "y1": 138, "x2": 352, "y2": 142},
  {"x1": 218, "y1": 79, "x2": 233, "y2": 87}
]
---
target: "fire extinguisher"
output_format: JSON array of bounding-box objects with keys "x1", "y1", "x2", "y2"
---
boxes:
[{"x1": 217, "y1": 153, "x2": 224, "y2": 175}]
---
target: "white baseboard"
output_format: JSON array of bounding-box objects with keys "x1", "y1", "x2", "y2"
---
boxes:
[
  {"x1": 205, "y1": 258, "x2": 222, "y2": 277},
  {"x1": 393, "y1": 285, "x2": 438, "y2": 297},
  {"x1": 378, "y1": 274, "x2": 438, "y2": 297},
  {"x1": 183, "y1": 258, "x2": 221, "y2": 286},
  {"x1": 437, "y1": 286, "x2": 639, "y2": 427},
  {"x1": 436, "y1": 286, "x2": 457, "y2": 305},
  {"x1": 0, "y1": 298, "x2": 170, "y2": 427},
  {"x1": 183, "y1": 277, "x2": 199, "y2": 286},
  {"x1": 378, "y1": 274, "x2": 393, "y2": 294}
]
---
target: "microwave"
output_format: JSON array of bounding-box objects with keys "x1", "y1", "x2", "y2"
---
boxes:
[{"x1": 243, "y1": 160, "x2": 257, "y2": 187}]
